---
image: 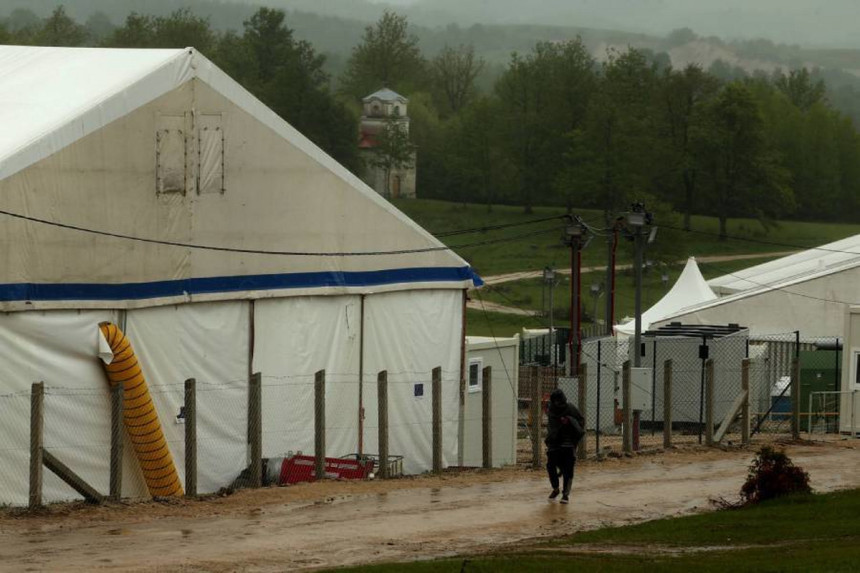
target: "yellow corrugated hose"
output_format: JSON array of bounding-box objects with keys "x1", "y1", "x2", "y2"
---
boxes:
[{"x1": 99, "y1": 322, "x2": 183, "y2": 498}]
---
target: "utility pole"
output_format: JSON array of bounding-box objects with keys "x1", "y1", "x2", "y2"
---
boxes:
[
  {"x1": 626, "y1": 203, "x2": 650, "y2": 368},
  {"x1": 563, "y1": 218, "x2": 588, "y2": 375},
  {"x1": 605, "y1": 221, "x2": 619, "y2": 337}
]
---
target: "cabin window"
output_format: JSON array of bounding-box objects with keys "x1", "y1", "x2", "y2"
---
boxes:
[
  {"x1": 468, "y1": 359, "x2": 483, "y2": 393},
  {"x1": 198, "y1": 114, "x2": 225, "y2": 194},
  {"x1": 156, "y1": 114, "x2": 187, "y2": 194}
]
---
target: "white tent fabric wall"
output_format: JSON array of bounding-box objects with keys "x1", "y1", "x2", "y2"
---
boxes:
[
  {"x1": 253, "y1": 296, "x2": 361, "y2": 460},
  {"x1": 126, "y1": 302, "x2": 250, "y2": 495},
  {"x1": 362, "y1": 290, "x2": 463, "y2": 475},
  {"x1": 0, "y1": 310, "x2": 150, "y2": 505}
]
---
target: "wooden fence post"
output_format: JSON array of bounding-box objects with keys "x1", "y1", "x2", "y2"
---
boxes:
[
  {"x1": 482, "y1": 366, "x2": 493, "y2": 469},
  {"x1": 663, "y1": 359, "x2": 673, "y2": 449},
  {"x1": 249, "y1": 372, "x2": 262, "y2": 488},
  {"x1": 705, "y1": 359, "x2": 715, "y2": 447},
  {"x1": 622, "y1": 361, "x2": 632, "y2": 454},
  {"x1": 377, "y1": 371, "x2": 389, "y2": 479},
  {"x1": 109, "y1": 379, "x2": 124, "y2": 501},
  {"x1": 577, "y1": 363, "x2": 587, "y2": 461},
  {"x1": 791, "y1": 357, "x2": 801, "y2": 439},
  {"x1": 432, "y1": 367, "x2": 442, "y2": 474},
  {"x1": 29, "y1": 382, "x2": 44, "y2": 510},
  {"x1": 315, "y1": 370, "x2": 326, "y2": 480},
  {"x1": 530, "y1": 365, "x2": 541, "y2": 469},
  {"x1": 741, "y1": 359, "x2": 751, "y2": 445},
  {"x1": 184, "y1": 378, "x2": 197, "y2": 497}
]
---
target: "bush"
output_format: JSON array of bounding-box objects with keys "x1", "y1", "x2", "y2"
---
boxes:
[{"x1": 740, "y1": 446, "x2": 811, "y2": 505}]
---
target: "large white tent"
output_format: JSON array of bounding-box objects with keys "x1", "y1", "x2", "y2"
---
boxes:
[
  {"x1": 652, "y1": 236, "x2": 860, "y2": 337},
  {"x1": 615, "y1": 257, "x2": 717, "y2": 336},
  {"x1": 0, "y1": 46, "x2": 481, "y2": 505}
]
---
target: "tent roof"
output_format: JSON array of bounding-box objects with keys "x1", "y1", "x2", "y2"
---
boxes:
[
  {"x1": 616, "y1": 257, "x2": 717, "y2": 335},
  {"x1": 708, "y1": 234, "x2": 860, "y2": 295},
  {"x1": 0, "y1": 46, "x2": 479, "y2": 308}
]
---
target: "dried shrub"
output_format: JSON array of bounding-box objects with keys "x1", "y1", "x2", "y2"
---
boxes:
[{"x1": 740, "y1": 446, "x2": 811, "y2": 505}]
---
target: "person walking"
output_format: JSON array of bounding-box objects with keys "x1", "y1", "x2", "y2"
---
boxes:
[{"x1": 545, "y1": 388, "x2": 585, "y2": 504}]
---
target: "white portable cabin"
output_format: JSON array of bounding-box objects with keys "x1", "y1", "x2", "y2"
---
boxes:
[
  {"x1": 841, "y1": 306, "x2": 860, "y2": 435},
  {"x1": 0, "y1": 46, "x2": 481, "y2": 505},
  {"x1": 462, "y1": 336, "x2": 519, "y2": 467}
]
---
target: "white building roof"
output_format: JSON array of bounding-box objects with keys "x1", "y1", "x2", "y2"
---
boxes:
[
  {"x1": 363, "y1": 88, "x2": 408, "y2": 103},
  {"x1": 708, "y1": 234, "x2": 860, "y2": 295},
  {"x1": 0, "y1": 46, "x2": 480, "y2": 309}
]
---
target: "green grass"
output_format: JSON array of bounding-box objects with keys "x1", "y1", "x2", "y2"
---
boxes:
[
  {"x1": 392, "y1": 199, "x2": 860, "y2": 277},
  {"x1": 335, "y1": 489, "x2": 860, "y2": 572}
]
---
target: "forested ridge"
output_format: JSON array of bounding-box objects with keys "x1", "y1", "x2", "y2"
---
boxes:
[{"x1": 2, "y1": 4, "x2": 859, "y2": 231}]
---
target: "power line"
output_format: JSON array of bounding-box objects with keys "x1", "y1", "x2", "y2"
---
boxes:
[
  {"x1": 432, "y1": 215, "x2": 565, "y2": 237},
  {"x1": 664, "y1": 224, "x2": 860, "y2": 256},
  {"x1": 0, "y1": 208, "x2": 559, "y2": 257}
]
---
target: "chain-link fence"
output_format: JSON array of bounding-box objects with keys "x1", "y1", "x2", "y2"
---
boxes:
[{"x1": 516, "y1": 329, "x2": 858, "y2": 468}]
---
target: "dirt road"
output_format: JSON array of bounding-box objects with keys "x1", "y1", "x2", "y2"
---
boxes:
[{"x1": 1, "y1": 443, "x2": 856, "y2": 572}]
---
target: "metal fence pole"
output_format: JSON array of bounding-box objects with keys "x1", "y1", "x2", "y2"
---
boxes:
[
  {"x1": 663, "y1": 359, "x2": 673, "y2": 449},
  {"x1": 482, "y1": 366, "x2": 492, "y2": 469},
  {"x1": 109, "y1": 379, "x2": 124, "y2": 501},
  {"x1": 29, "y1": 382, "x2": 44, "y2": 510},
  {"x1": 249, "y1": 372, "x2": 262, "y2": 488},
  {"x1": 577, "y1": 363, "x2": 587, "y2": 461},
  {"x1": 596, "y1": 340, "x2": 602, "y2": 457},
  {"x1": 184, "y1": 378, "x2": 197, "y2": 497},
  {"x1": 622, "y1": 361, "x2": 632, "y2": 454},
  {"x1": 791, "y1": 358, "x2": 801, "y2": 439},
  {"x1": 705, "y1": 359, "x2": 715, "y2": 447},
  {"x1": 377, "y1": 371, "x2": 389, "y2": 479},
  {"x1": 432, "y1": 367, "x2": 442, "y2": 474},
  {"x1": 531, "y1": 365, "x2": 541, "y2": 469},
  {"x1": 315, "y1": 370, "x2": 326, "y2": 480},
  {"x1": 742, "y1": 359, "x2": 751, "y2": 445}
]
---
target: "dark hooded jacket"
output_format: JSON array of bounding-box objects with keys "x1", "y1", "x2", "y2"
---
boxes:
[{"x1": 545, "y1": 389, "x2": 585, "y2": 450}]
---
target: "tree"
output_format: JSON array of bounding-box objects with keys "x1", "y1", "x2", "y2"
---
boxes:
[
  {"x1": 105, "y1": 9, "x2": 214, "y2": 53},
  {"x1": 774, "y1": 68, "x2": 826, "y2": 111},
  {"x1": 36, "y1": 6, "x2": 88, "y2": 47},
  {"x1": 340, "y1": 11, "x2": 426, "y2": 99},
  {"x1": 432, "y1": 44, "x2": 484, "y2": 115},
  {"x1": 694, "y1": 83, "x2": 794, "y2": 238},
  {"x1": 660, "y1": 65, "x2": 721, "y2": 229},
  {"x1": 369, "y1": 118, "x2": 416, "y2": 198},
  {"x1": 85, "y1": 12, "x2": 115, "y2": 43}
]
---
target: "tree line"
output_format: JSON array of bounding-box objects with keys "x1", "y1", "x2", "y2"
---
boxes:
[{"x1": 2, "y1": 7, "x2": 860, "y2": 232}]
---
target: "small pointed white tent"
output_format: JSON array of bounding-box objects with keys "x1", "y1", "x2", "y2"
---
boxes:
[{"x1": 616, "y1": 257, "x2": 717, "y2": 336}]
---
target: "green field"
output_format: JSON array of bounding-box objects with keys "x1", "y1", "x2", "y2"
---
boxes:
[
  {"x1": 336, "y1": 488, "x2": 860, "y2": 572},
  {"x1": 392, "y1": 199, "x2": 860, "y2": 277}
]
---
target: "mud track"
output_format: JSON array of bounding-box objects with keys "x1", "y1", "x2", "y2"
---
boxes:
[{"x1": 0, "y1": 442, "x2": 856, "y2": 572}]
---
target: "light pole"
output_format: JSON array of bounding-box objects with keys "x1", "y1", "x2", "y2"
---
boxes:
[
  {"x1": 590, "y1": 282, "x2": 603, "y2": 335},
  {"x1": 626, "y1": 203, "x2": 650, "y2": 368}
]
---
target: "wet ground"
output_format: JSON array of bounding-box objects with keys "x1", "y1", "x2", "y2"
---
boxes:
[{"x1": 0, "y1": 442, "x2": 857, "y2": 572}]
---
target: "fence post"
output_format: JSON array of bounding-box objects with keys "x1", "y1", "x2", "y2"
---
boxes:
[
  {"x1": 29, "y1": 382, "x2": 44, "y2": 510},
  {"x1": 249, "y1": 372, "x2": 262, "y2": 488},
  {"x1": 741, "y1": 359, "x2": 751, "y2": 445},
  {"x1": 705, "y1": 359, "x2": 715, "y2": 447},
  {"x1": 432, "y1": 367, "x2": 442, "y2": 474},
  {"x1": 577, "y1": 363, "x2": 587, "y2": 461},
  {"x1": 663, "y1": 359, "x2": 673, "y2": 449},
  {"x1": 791, "y1": 358, "x2": 801, "y2": 439},
  {"x1": 377, "y1": 371, "x2": 389, "y2": 479},
  {"x1": 109, "y1": 379, "x2": 124, "y2": 501},
  {"x1": 482, "y1": 366, "x2": 493, "y2": 469},
  {"x1": 622, "y1": 361, "x2": 632, "y2": 454},
  {"x1": 184, "y1": 378, "x2": 197, "y2": 497},
  {"x1": 315, "y1": 370, "x2": 326, "y2": 480},
  {"x1": 530, "y1": 365, "x2": 541, "y2": 469}
]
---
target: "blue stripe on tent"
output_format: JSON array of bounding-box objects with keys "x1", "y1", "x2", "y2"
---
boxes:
[{"x1": 0, "y1": 267, "x2": 483, "y2": 302}]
